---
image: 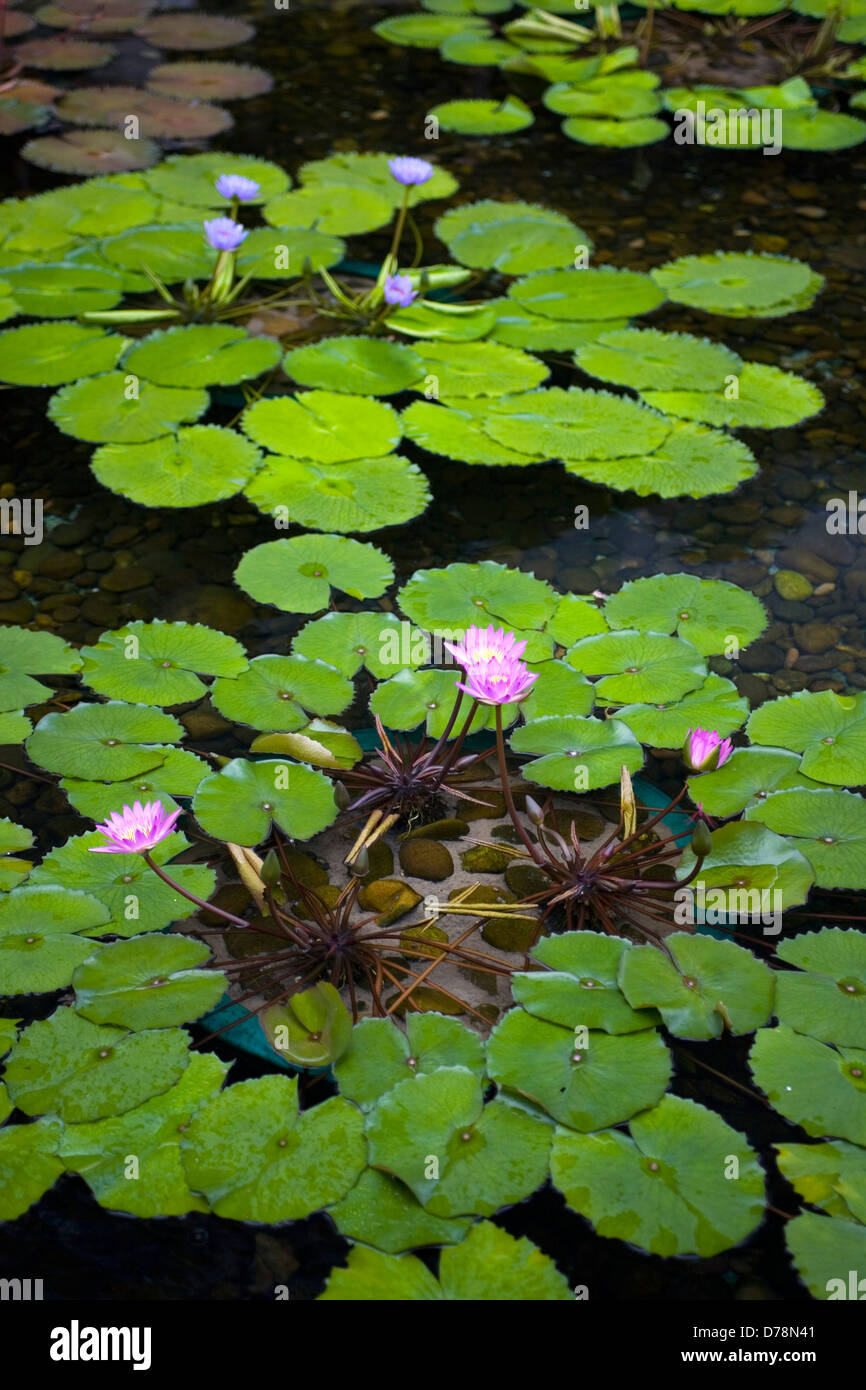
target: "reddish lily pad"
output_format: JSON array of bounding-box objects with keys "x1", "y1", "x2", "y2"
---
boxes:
[
  {"x1": 22, "y1": 129, "x2": 161, "y2": 174},
  {"x1": 12, "y1": 36, "x2": 117, "y2": 69},
  {"x1": 54, "y1": 87, "x2": 233, "y2": 139},
  {"x1": 134, "y1": 14, "x2": 255, "y2": 50},
  {"x1": 35, "y1": 3, "x2": 152, "y2": 32},
  {"x1": 145, "y1": 61, "x2": 272, "y2": 101},
  {"x1": 0, "y1": 99, "x2": 51, "y2": 135},
  {"x1": 2, "y1": 11, "x2": 36, "y2": 36},
  {"x1": 0, "y1": 78, "x2": 63, "y2": 103}
]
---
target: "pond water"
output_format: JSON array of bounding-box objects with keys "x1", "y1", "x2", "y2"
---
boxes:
[{"x1": 0, "y1": 0, "x2": 864, "y2": 1301}]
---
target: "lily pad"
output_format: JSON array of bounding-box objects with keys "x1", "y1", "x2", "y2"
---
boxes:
[
  {"x1": 0, "y1": 818, "x2": 35, "y2": 891},
  {"x1": 551, "y1": 1094, "x2": 765, "y2": 1256},
  {"x1": 333, "y1": 1013, "x2": 485, "y2": 1111},
  {"x1": 142, "y1": 152, "x2": 286, "y2": 205},
  {"x1": 746, "y1": 689, "x2": 866, "y2": 786},
  {"x1": 547, "y1": 593, "x2": 608, "y2": 646},
  {"x1": 327, "y1": 1167, "x2": 472, "y2": 1254},
  {"x1": 4, "y1": 1007, "x2": 190, "y2": 1122},
  {"x1": 650, "y1": 251, "x2": 823, "y2": 317},
  {"x1": 0, "y1": 262, "x2": 124, "y2": 318},
  {"x1": 775, "y1": 1140, "x2": 866, "y2": 1224},
  {"x1": 411, "y1": 341, "x2": 548, "y2": 398},
  {"x1": 0, "y1": 321, "x2": 130, "y2": 385},
  {"x1": 687, "y1": 747, "x2": 819, "y2": 817},
  {"x1": 23, "y1": 129, "x2": 159, "y2": 175},
  {"x1": 520, "y1": 659, "x2": 594, "y2": 719},
  {"x1": 370, "y1": 667, "x2": 509, "y2": 738},
  {"x1": 91, "y1": 425, "x2": 261, "y2": 507},
  {"x1": 508, "y1": 265, "x2": 665, "y2": 320},
  {"x1": 260, "y1": 983, "x2": 352, "y2": 1068},
  {"x1": 488, "y1": 302, "x2": 626, "y2": 351},
  {"x1": 26, "y1": 701, "x2": 181, "y2": 781},
  {"x1": 241, "y1": 390, "x2": 401, "y2": 463},
  {"x1": 603, "y1": 573, "x2": 767, "y2": 656},
  {"x1": 397, "y1": 559, "x2": 556, "y2": 633},
  {"x1": 53, "y1": 86, "x2": 233, "y2": 140},
  {"x1": 100, "y1": 224, "x2": 215, "y2": 281},
  {"x1": 293, "y1": 611, "x2": 426, "y2": 680},
  {"x1": 618, "y1": 931, "x2": 774, "y2": 1040},
  {"x1": 750, "y1": 1024, "x2": 866, "y2": 1146},
  {"x1": 210, "y1": 654, "x2": 353, "y2": 733},
  {"x1": 509, "y1": 714, "x2": 643, "y2": 790},
  {"x1": 244, "y1": 454, "x2": 431, "y2": 534},
  {"x1": 0, "y1": 625, "x2": 82, "y2": 711},
  {"x1": 146, "y1": 60, "x2": 273, "y2": 101},
  {"x1": 0, "y1": 885, "x2": 112, "y2": 995},
  {"x1": 577, "y1": 326, "x2": 742, "y2": 391},
  {"x1": 641, "y1": 363, "x2": 824, "y2": 430},
  {"x1": 0, "y1": 711, "x2": 31, "y2": 743},
  {"x1": 234, "y1": 535, "x2": 393, "y2": 614},
  {"x1": 440, "y1": 202, "x2": 584, "y2": 275},
  {"x1": 677, "y1": 820, "x2": 815, "y2": 914},
  {"x1": 13, "y1": 36, "x2": 116, "y2": 69},
  {"x1": 134, "y1": 14, "x2": 255, "y2": 48},
  {"x1": 565, "y1": 629, "x2": 706, "y2": 704},
  {"x1": 573, "y1": 420, "x2": 758, "y2": 499},
  {"x1": 60, "y1": 747, "x2": 209, "y2": 820},
  {"x1": 79, "y1": 620, "x2": 247, "y2": 704},
  {"x1": 264, "y1": 184, "x2": 393, "y2": 236},
  {"x1": 179, "y1": 1074, "x2": 366, "y2": 1221},
  {"x1": 48, "y1": 372, "x2": 209, "y2": 444},
  {"x1": 775, "y1": 928, "x2": 866, "y2": 1050},
  {"x1": 483, "y1": 387, "x2": 669, "y2": 461},
  {"x1": 781, "y1": 108, "x2": 866, "y2": 151},
  {"x1": 191, "y1": 757, "x2": 339, "y2": 846},
  {"x1": 400, "y1": 400, "x2": 543, "y2": 467},
  {"x1": 373, "y1": 12, "x2": 490, "y2": 45},
  {"x1": 745, "y1": 788, "x2": 866, "y2": 890},
  {"x1": 614, "y1": 675, "x2": 749, "y2": 748},
  {"x1": 561, "y1": 115, "x2": 669, "y2": 147},
  {"x1": 429, "y1": 96, "x2": 534, "y2": 135},
  {"x1": 516, "y1": 931, "x2": 660, "y2": 1033},
  {"x1": 73, "y1": 933, "x2": 227, "y2": 1031},
  {"x1": 298, "y1": 151, "x2": 458, "y2": 209},
  {"x1": 386, "y1": 299, "x2": 496, "y2": 341},
  {"x1": 125, "y1": 324, "x2": 281, "y2": 387},
  {"x1": 284, "y1": 337, "x2": 423, "y2": 395},
  {"x1": 58, "y1": 1053, "x2": 230, "y2": 1217},
  {"x1": 786, "y1": 1212, "x2": 866, "y2": 1300},
  {"x1": 0, "y1": 1118, "x2": 64, "y2": 1220},
  {"x1": 236, "y1": 225, "x2": 346, "y2": 277},
  {"x1": 250, "y1": 721, "x2": 363, "y2": 772}
]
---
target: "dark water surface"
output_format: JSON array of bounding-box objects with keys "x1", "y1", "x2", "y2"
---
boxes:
[{"x1": 0, "y1": 0, "x2": 864, "y2": 1299}]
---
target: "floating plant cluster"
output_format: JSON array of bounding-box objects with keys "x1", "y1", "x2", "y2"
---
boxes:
[{"x1": 373, "y1": 4, "x2": 866, "y2": 149}]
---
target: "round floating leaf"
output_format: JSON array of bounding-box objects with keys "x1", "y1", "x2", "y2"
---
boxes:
[
  {"x1": 518, "y1": 931, "x2": 660, "y2": 1033},
  {"x1": 386, "y1": 300, "x2": 496, "y2": 342},
  {"x1": 284, "y1": 337, "x2": 422, "y2": 395},
  {"x1": 776, "y1": 1141, "x2": 866, "y2": 1225},
  {"x1": 775, "y1": 927, "x2": 866, "y2": 1051},
  {"x1": 428, "y1": 96, "x2": 534, "y2": 135},
  {"x1": 746, "y1": 689, "x2": 866, "y2": 786},
  {"x1": 489, "y1": 1006, "x2": 671, "y2": 1128},
  {"x1": 397, "y1": 559, "x2": 556, "y2": 632},
  {"x1": 509, "y1": 714, "x2": 643, "y2": 790},
  {"x1": 91, "y1": 425, "x2": 261, "y2": 507},
  {"x1": 551, "y1": 1094, "x2": 765, "y2": 1256},
  {"x1": 242, "y1": 390, "x2": 400, "y2": 463},
  {"x1": 210, "y1": 654, "x2": 352, "y2": 732},
  {"x1": 615, "y1": 674, "x2": 749, "y2": 748},
  {"x1": 565, "y1": 629, "x2": 706, "y2": 704},
  {"x1": 79, "y1": 620, "x2": 247, "y2": 706},
  {"x1": 52, "y1": 85, "x2": 233, "y2": 139},
  {"x1": 48, "y1": 372, "x2": 208, "y2": 444},
  {"x1": 4, "y1": 1007, "x2": 190, "y2": 1122},
  {"x1": 781, "y1": 107, "x2": 866, "y2": 150},
  {"x1": 23, "y1": 129, "x2": 159, "y2": 175},
  {"x1": 146, "y1": 59, "x2": 272, "y2": 100},
  {"x1": 294, "y1": 611, "x2": 425, "y2": 681},
  {"x1": 0, "y1": 711, "x2": 32, "y2": 743},
  {"x1": 0, "y1": 98, "x2": 51, "y2": 136},
  {"x1": 72, "y1": 933, "x2": 226, "y2": 1031},
  {"x1": 411, "y1": 341, "x2": 548, "y2": 398},
  {"x1": 180, "y1": 1074, "x2": 365, "y2": 1221},
  {"x1": 786, "y1": 1212, "x2": 866, "y2": 1300},
  {"x1": 0, "y1": 1118, "x2": 64, "y2": 1219},
  {"x1": 604, "y1": 573, "x2": 767, "y2": 656},
  {"x1": 750, "y1": 1024, "x2": 866, "y2": 1145},
  {"x1": 245, "y1": 454, "x2": 430, "y2": 534},
  {"x1": 37, "y1": 4, "x2": 156, "y2": 32},
  {"x1": 192, "y1": 757, "x2": 338, "y2": 846},
  {"x1": 0, "y1": 818, "x2": 34, "y2": 891},
  {"x1": 100, "y1": 224, "x2": 215, "y2": 281},
  {"x1": 264, "y1": 184, "x2": 393, "y2": 236},
  {"x1": 58, "y1": 1053, "x2": 229, "y2": 1217},
  {"x1": 299, "y1": 151, "x2": 458, "y2": 209},
  {"x1": 14, "y1": 36, "x2": 116, "y2": 68},
  {"x1": 577, "y1": 326, "x2": 742, "y2": 390},
  {"x1": 0, "y1": 261, "x2": 124, "y2": 317},
  {"x1": 547, "y1": 594, "x2": 608, "y2": 647},
  {"x1": 687, "y1": 746, "x2": 819, "y2": 817},
  {"x1": 651, "y1": 252, "x2": 823, "y2": 317},
  {"x1": 29, "y1": 830, "x2": 216, "y2": 936},
  {"x1": 260, "y1": 982, "x2": 351, "y2": 1068},
  {"x1": 401, "y1": 399, "x2": 542, "y2": 466},
  {"x1": 0, "y1": 321, "x2": 129, "y2": 385},
  {"x1": 125, "y1": 324, "x2": 281, "y2": 387},
  {"x1": 561, "y1": 115, "x2": 668, "y2": 146},
  {"x1": 26, "y1": 701, "x2": 181, "y2": 781},
  {"x1": 333, "y1": 1013, "x2": 485, "y2": 1111},
  {"x1": 641, "y1": 362, "x2": 824, "y2": 430},
  {"x1": 134, "y1": 13, "x2": 254, "y2": 48},
  {"x1": 235, "y1": 225, "x2": 345, "y2": 277},
  {"x1": 366, "y1": 1066, "x2": 551, "y2": 1216},
  {"x1": 677, "y1": 820, "x2": 815, "y2": 914},
  {"x1": 61, "y1": 746, "x2": 209, "y2": 820},
  {"x1": 142, "y1": 152, "x2": 286, "y2": 205},
  {"x1": 579, "y1": 419, "x2": 757, "y2": 497},
  {"x1": 234, "y1": 534, "x2": 393, "y2": 614},
  {"x1": 745, "y1": 788, "x2": 866, "y2": 890},
  {"x1": 0, "y1": 884, "x2": 111, "y2": 995},
  {"x1": 0, "y1": 625, "x2": 82, "y2": 710},
  {"x1": 447, "y1": 214, "x2": 588, "y2": 277},
  {"x1": 508, "y1": 265, "x2": 664, "y2": 321},
  {"x1": 327, "y1": 1167, "x2": 471, "y2": 1254},
  {"x1": 440, "y1": 35, "x2": 518, "y2": 68},
  {"x1": 250, "y1": 721, "x2": 363, "y2": 772},
  {"x1": 619, "y1": 931, "x2": 774, "y2": 1040},
  {"x1": 370, "y1": 666, "x2": 508, "y2": 738},
  {"x1": 318, "y1": 1243, "x2": 443, "y2": 1300},
  {"x1": 520, "y1": 659, "x2": 594, "y2": 719},
  {"x1": 374, "y1": 13, "x2": 491, "y2": 45},
  {"x1": 544, "y1": 72, "x2": 661, "y2": 119},
  {"x1": 483, "y1": 387, "x2": 669, "y2": 461}
]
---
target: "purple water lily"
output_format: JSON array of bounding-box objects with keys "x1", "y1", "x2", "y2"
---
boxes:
[
  {"x1": 684, "y1": 727, "x2": 733, "y2": 773},
  {"x1": 388, "y1": 156, "x2": 434, "y2": 187},
  {"x1": 383, "y1": 273, "x2": 417, "y2": 307},
  {"x1": 215, "y1": 173, "x2": 261, "y2": 202},
  {"x1": 203, "y1": 216, "x2": 249, "y2": 252}
]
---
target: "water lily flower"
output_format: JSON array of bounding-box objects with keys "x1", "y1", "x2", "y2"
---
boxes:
[
  {"x1": 684, "y1": 727, "x2": 733, "y2": 773},
  {"x1": 388, "y1": 156, "x2": 434, "y2": 186},
  {"x1": 444, "y1": 624, "x2": 527, "y2": 668},
  {"x1": 458, "y1": 653, "x2": 537, "y2": 706},
  {"x1": 88, "y1": 800, "x2": 181, "y2": 854},
  {"x1": 203, "y1": 216, "x2": 248, "y2": 251},
  {"x1": 215, "y1": 173, "x2": 260, "y2": 201},
  {"x1": 383, "y1": 273, "x2": 417, "y2": 307}
]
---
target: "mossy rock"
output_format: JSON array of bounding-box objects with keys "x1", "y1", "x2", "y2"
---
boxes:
[
  {"x1": 460, "y1": 844, "x2": 512, "y2": 873},
  {"x1": 358, "y1": 878, "x2": 423, "y2": 925},
  {"x1": 398, "y1": 839, "x2": 454, "y2": 881},
  {"x1": 387, "y1": 986, "x2": 464, "y2": 1016},
  {"x1": 544, "y1": 808, "x2": 605, "y2": 839},
  {"x1": 491, "y1": 823, "x2": 524, "y2": 844},
  {"x1": 361, "y1": 839, "x2": 394, "y2": 882},
  {"x1": 223, "y1": 924, "x2": 280, "y2": 959},
  {"x1": 400, "y1": 921, "x2": 448, "y2": 960},
  {"x1": 283, "y1": 851, "x2": 329, "y2": 892},
  {"x1": 295, "y1": 883, "x2": 341, "y2": 918},
  {"x1": 481, "y1": 912, "x2": 539, "y2": 953},
  {"x1": 460, "y1": 789, "x2": 507, "y2": 820},
  {"x1": 404, "y1": 817, "x2": 469, "y2": 841},
  {"x1": 458, "y1": 964, "x2": 500, "y2": 997},
  {"x1": 448, "y1": 884, "x2": 514, "y2": 909},
  {"x1": 774, "y1": 569, "x2": 813, "y2": 601},
  {"x1": 505, "y1": 861, "x2": 551, "y2": 897}
]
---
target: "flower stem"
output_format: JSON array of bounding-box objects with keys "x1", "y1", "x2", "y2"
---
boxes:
[
  {"x1": 142, "y1": 851, "x2": 249, "y2": 927},
  {"x1": 495, "y1": 704, "x2": 547, "y2": 868}
]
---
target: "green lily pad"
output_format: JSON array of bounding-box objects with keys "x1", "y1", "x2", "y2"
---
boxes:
[
  {"x1": 483, "y1": 387, "x2": 669, "y2": 461},
  {"x1": 0, "y1": 1018, "x2": 19, "y2": 1058},
  {"x1": 100, "y1": 224, "x2": 216, "y2": 282},
  {"x1": 488, "y1": 302, "x2": 628, "y2": 352},
  {"x1": 260, "y1": 983, "x2": 352, "y2": 1068},
  {"x1": 284, "y1": 337, "x2": 424, "y2": 395},
  {"x1": 745, "y1": 788, "x2": 866, "y2": 890},
  {"x1": 604, "y1": 573, "x2": 767, "y2": 656},
  {"x1": 0, "y1": 711, "x2": 32, "y2": 743},
  {"x1": 516, "y1": 931, "x2": 660, "y2": 1033},
  {"x1": 26, "y1": 700, "x2": 181, "y2": 781},
  {"x1": 520, "y1": 659, "x2": 594, "y2": 719},
  {"x1": 374, "y1": 12, "x2": 491, "y2": 45},
  {"x1": 442, "y1": 204, "x2": 585, "y2": 275},
  {"x1": 487, "y1": 1007, "x2": 671, "y2": 1128},
  {"x1": 142, "y1": 152, "x2": 288, "y2": 206},
  {"x1": 234, "y1": 535, "x2": 394, "y2": 614},
  {"x1": 560, "y1": 115, "x2": 669, "y2": 147},
  {"x1": 293, "y1": 612, "x2": 426, "y2": 680},
  {"x1": 73, "y1": 933, "x2": 226, "y2": 1031},
  {"x1": 786, "y1": 1212, "x2": 866, "y2": 1300},
  {"x1": 544, "y1": 70, "x2": 661, "y2": 119},
  {"x1": 298, "y1": 151, "x2": 458, "y2": 208},
  {"x1": 366, "y1": 1066, "x2": 551, "y2": 1216},
  {"x1": 641, "y1": 363, "x2": 824, "y2": 430},
  {"x1": 746, "y1": 689, "x2": 866, "y2": 786},
  {"x1": 241, "y1": 390, "x2": 401, "y2": 463},
  {"x1": 244, "y1": 454, "x2": 430, "y2": 534},
  {"x1": 333, "y1": 1013, "x2": 485, "y2": 1111},
  {"x1": 614, "y1": 674, "x2": 749, "y2": 748},
  {"x1": 397, "y1": 559, "x2": 556, "y2": 633},
  {"x1": 0, "y1": 261, "x2": 124, "y2": 318},
  {"x1": 80, "y1": 620, "x2": 247, "y2": 704},
  {"x1": 781, "y1": 107, "x2": 866, "y2": 151},
  {"x1": 547, "y1": 593, "x2": 608, "y2": 646},
  {"x1": 440, "y1": 31, "x2": 520, "y2": 63},
  {"x1": 191, "y1": 757, "x2": 339, "y2": 846},
  {"x1": 370, "y1": 666, "x2": 511, "y2": 738},
  {"x1": 58, "y1": 1053, "x2": 230, "y2": 1217},
  {"x1": 0, "y1": 625, "x2": 82, "y2": 711},
  {"x1": 565, "y1": 630, "x2": 706, "y2": 704},
  {"x1": 677, "y1": 820, "x2": 815, "y2": 914},
  {"x1": 509, "y1": 714, "x2": 643, "y2": 791},
  {"x1": 429, "y1": 95, "x2": 534, "y2": 135},
  {"x1": 508, "y1": 265, "x2": 665, "y2": 321},
  {"x1": 775, "y1": 928, "x2": 866, "y2": 1050},
  {"x1": 386, "y1": 299, "x2": 497, "y2": 341},
  {"x1": 250, "y1": 721, "x2": 363, "y2": 772},
  {"x1": 618, "y1": 931, "x2": 774, "y2": 1040},
  {"x1": 327, "y1": 1167, "x2": 472, "y2": 1254},
  {"x1": 401, "y1": 399, "x2": 543, "y2": 467},
  {"x1": 91, "y1": 425, "x2": 261, "y2": 507},
  {"x1": 650, "y1": 251, "x2": 823, "y2": 317},
  {"x1": 210, "y1": 654, "x2": 353, "y2": 732},
  {"x1": 264, "y1": 184, "x2": 393, "y2": 236},
  {"x1": 0, "y1": 817, "x2": 34, "y2": 891},
  {"x1": 750, "y1": 1024, "x2": 866, "y2": 1146},
  {"x1": 576, "y1": 326, "x2": 742, "y2": 391},
  {"x1": 125, "y1": 324, "x2": 281, "y2": 388},
  {"x1": 411, "y1": 341, "x2": 548, "y2": 399},
  {"x1": 0, "y1": 884, "x2": 112, "y2": 995},
  {"x1": 0, "y1": 321, "x2": 130, "y2": 386},
  {"x1": 179, "y1": 1074, "x2": 366, "y2": 1221},
  {"x1": 0, "y1": 1118, "x2": 64, "y2": 1219},
  {"x1": 687, "y1": 747, "x2": 820, "y2": 817},
  {"x1": 4, "y1": 1007, "x2": 190, "y2": 1122},
  {"x1": 47, "y1": 372, "x2": 209, "y2": 444},
  {"x1": 551, "y1": 1094, "x2": 765, "y2": 1256},
  {"x1": 60, "y1": 747, "x2": 210, "y2": 821},
  {"x1": 29, "y1": 830, "x2": 216, "y2": 936},
  {"x1": 572, "y1": 420, "x2": 758, "y2": 499},
  {"x1": 775, "y1": 1140, "x2": 866, "y2": 1224},
  {"x1": 236, "y1": 225, "x2": 346, "y2": 277}
]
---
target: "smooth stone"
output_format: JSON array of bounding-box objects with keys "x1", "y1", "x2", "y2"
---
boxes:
[
  {"x1": 398, "y1": 839, "x2": 454, "y2": 881},
  {"x1": 461, "y1": 844, "x2": 512, "y2": 873},
  {"x1": 101, "y1": 565, "x2": 154, "y2": 593},
  {"x1": 793, "y1": 621, "x2": 840, "y2": 655},
  {"x1": 505, "y1": 862, "x2": 550, "y2": 897},
  {"x1": 459, "y1": 789, "x2": 506, "y2": 820},
  {"x1": 481, "y1": 912, "x2": 538, "y2": 953},
  {"x1": 773, "y1": 569, "x2": 813, "y2": 601},
  {"x1": 405, "y1": 817, "x2": 469, "y2": 840},
  {"x1": 358, "y1": 878, "x2": 422, "y2": 926}
]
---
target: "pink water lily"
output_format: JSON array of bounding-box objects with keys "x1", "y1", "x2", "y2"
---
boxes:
[
  {"x1": 444, "y1": 624, "x2": 527, "y2": 668},
  {"x1": 684, "y1": 727, "x2": 733, "y2": 773},
  {"x1": 88, "y1": 800, "x2": 181, "y2": 854},
  {"x1": 445, "y1": 624, "x2": 537, "y2": 706}
]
